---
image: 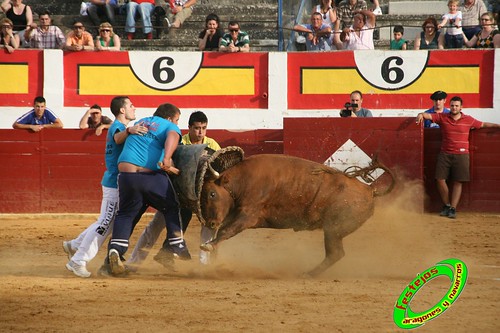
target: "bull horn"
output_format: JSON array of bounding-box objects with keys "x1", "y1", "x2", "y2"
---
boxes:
[{"x1": 208, "y1": 163, "x2": 220, "y2": 178}]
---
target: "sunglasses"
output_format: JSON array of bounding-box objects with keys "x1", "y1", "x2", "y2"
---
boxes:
[
  {"x1": 424, "y1": 26, "x2": 435, "y2": 29},
  {"x1": 229, "y1": 29, "x2": 239, "y2": 32},
  {"x1": 100, "y1": 29, "x2": 111, "y2": 32},
  {"x1": 73, "y1": 26, "x2": 84, "y2": 30},
  {"x1": 1, "y1": 25, "x2": 12, "y2": 28}
]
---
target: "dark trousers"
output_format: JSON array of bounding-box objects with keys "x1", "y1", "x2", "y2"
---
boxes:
[
  {"x1": 445, "y1": 33, "x2": 464, "y2": 49},
  {"x1": 87, "y1": 4, "x2": 116, "y2": 28},
  {"x1": 110, "y1": 171, "x2": 182, "y2": 256}
]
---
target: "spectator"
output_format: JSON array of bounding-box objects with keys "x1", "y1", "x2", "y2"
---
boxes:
[
  {"x1": 338, "y1": 0, "x2": 368, "y2": 29},
  {"x1": 314, "y1": 0, "x2": 342, "y2": 49},
  {"x1": 125, "y1": 0, "x2": 155, "y2": 40},
  {"x1": 463, "y1": 11, "x2": 500, "y2": 47},
  {"x1": 0, "y1": 18, "x2": 19, "y2": 53},
  {"x1": 128, "y1": 110, "x2": 222, "y2": 268},
  {"x1": 424, "y1": 90, "x2": 450, "y2": 128},
  {"x1": 65, "y1": 20, "x2": 94, "y2": 51},
  {"x1": 416, "y1": 96, "x2": 500, "y2": 219},
  {"x1": 95, "y1": 22, "x2": 121, "y2": 51},
  {"x1": 460, "y1": 0, "x2": 487, "y2": 40},
  {"x1": 12, "y1": 96, "x2": 63, "y2": 131},
  {"x1": 1, "y1": 0, "x2": 33, "y2": 48},
  {"x1": 164, "y1": 0, "x2": 197, "y2": 29},
  {"x1": 198, "y1": 13, "x2": 223, "y2": 51},
  {"x1": 340, "y1": 90, "x2": 373, "y2": 117},
  {"x1": 340, "y1": 9, "x2": 376, "y2": 50},
  {"x1": 219, "y1": 20, "x2": 250, "y2": 53},
  {"x1": 414, "y1": 17, "x2": 444, "y2": 49},
  {"x1": 79, "y1": 104, "x2": 113, "y2": 136},
  {"x1": 438, "y1": 0, "x2": 464, "y2": 48},
  {"x1": 390, "y1": 25, "x2": 408, "y2": 50},
  {"x1": 87, "y1": 0, "x2": 117, "y2": 31},
  {"x1": 24, "y1": 10, "x2": 65, "y2": 49},
  {"x1": 293, "y1": 12, "x2": 332, "y2": 51}
]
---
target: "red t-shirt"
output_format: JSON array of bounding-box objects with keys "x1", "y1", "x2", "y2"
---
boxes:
[{"x1": 431, "y1": 112, "x2": 483, "y2": 154}]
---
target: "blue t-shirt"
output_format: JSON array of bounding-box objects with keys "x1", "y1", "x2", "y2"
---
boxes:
[
  {"x1": 101, "y1": 120, "x2": 126, "y2": 188},
  {"x1": 15, "y1": 108, "x2": 59, "y2": 125},
  {"x1": 424, "y1": 107, "x2": 450, "y2": 128},
  {"x1": 118, "y1": 116, "x2": 181, "y2": 170}
]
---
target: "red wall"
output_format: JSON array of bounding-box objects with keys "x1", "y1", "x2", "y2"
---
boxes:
[
  {"x1": 1, "y1": 124, "x2": 499, "y2": 214},
  {"x1": 0, "y1": 129, "x2": 282, "y2": 213}
]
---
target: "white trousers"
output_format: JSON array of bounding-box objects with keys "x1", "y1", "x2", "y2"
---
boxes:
[{"x1": 70, "y1": 186, "x2": 118, "y2": 266}]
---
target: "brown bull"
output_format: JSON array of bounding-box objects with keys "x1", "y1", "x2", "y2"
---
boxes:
[{"x1": 200, "y1": 154, "x2": 394, "y2": 276}]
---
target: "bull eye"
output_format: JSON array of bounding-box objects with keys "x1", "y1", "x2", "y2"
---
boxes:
[{"x1": 210, "y1": 191, "x2": 216, "y2": 198}]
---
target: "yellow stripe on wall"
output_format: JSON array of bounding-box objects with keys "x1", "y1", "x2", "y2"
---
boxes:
[
  {"x1": 79, "y1": 66, "x2": 255, "y2": 95},
  {"x1": 302, "y1": 67, "x2": 479, "y2": 94},
  {"x1": 0, "y1": 64, "x2": 29, "y2": 94}
]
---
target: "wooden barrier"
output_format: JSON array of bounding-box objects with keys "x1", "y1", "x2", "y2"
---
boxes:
[{"x1": 1, "y1": 124, "x2": 499, "y2": 213}]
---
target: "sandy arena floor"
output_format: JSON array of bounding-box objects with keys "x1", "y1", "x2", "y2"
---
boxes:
[{"x1": 0, "y1": 190, "x2": 499, "y2": 332}]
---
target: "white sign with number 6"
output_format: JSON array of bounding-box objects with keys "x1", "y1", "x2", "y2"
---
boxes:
[
  {"x1": 354, "y1": 50, "x2": 429, "y2": 90},
  {"x1": 128, "y1": 52, "x2": 204, "y2": 91}
]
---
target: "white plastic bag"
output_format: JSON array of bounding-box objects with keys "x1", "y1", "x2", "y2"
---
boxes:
[{"x1": 80, "y1": 2, "x2": 90, "y2": 16}]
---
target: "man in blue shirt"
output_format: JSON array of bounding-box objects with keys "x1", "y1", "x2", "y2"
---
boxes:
[
  {"x1": 107, "y1": 103, "x2": 190, "y2": 276},
  {"x1": 12, "y1": 96, "x2": 63, "y2": 131},
  {"x1": 424, "y1": 90, "x2": 450, "y2": 128}
]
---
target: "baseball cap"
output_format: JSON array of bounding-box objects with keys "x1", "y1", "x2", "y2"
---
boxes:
[{"x1": 430, "y1": 91, "x2": 447, "y2": 100}]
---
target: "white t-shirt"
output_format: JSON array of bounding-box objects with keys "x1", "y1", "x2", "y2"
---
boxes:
[{"x1": 442, "y1": 11, "x2": 463, "y2": 35}]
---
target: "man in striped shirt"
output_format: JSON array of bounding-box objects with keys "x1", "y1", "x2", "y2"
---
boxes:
[{"x1": 416, "y1": 96, "x2": 500, "y2": 219}]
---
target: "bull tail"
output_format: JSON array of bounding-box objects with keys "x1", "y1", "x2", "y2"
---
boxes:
[{"x1": 343, "y1": 157, "x2": 396, "y2": 197}]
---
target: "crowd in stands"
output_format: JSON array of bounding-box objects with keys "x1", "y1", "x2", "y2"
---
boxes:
[{"x1": 1, "y1": 0, "x2": 500, "y2": 53}]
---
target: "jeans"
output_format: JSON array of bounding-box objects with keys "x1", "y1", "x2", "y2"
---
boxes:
[
  {"x1": 445, "y1": 33, "x2": 464, "y2": 49},
  {"x1": 125, "y1": 1, "x2": 154, "y2": 34}
]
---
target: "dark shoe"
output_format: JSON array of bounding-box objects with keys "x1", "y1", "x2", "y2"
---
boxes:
[
  {"x1": 153, "y1": 247, "x2": 175, "y2": 270},
  {"x1": 169, "y1": 241, "x2": 191, "y2": 260},
  {"x1": 439, "y1": 205, "x2": 451, "y2": 217},
  {"x1": 448, "y1": 207, "x2": 456, "y2": 219}
]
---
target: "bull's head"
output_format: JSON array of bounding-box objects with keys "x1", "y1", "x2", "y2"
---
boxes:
[{"x1": 200, "y1": 178, "x2": 234, "y2": 230}]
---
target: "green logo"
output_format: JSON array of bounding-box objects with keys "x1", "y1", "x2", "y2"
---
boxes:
[{"x1": 393, "y1": 258, "x2": 468, "y2": 329}]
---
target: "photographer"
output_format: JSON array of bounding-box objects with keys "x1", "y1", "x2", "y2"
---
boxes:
[{"x1": 339, "y1": 90, "x2": 373, "y2": 117}]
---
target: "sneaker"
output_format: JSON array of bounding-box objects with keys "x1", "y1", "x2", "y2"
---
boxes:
[
  {"x1": 448, "y1": 207, "x2": 457, "y2": 219},
  {"x1": 127, "y1": 33, "x2": 134, "y2": 40},
  {"x1": 373, "y1": 7, "x2": 383, "y2": 16},
  {"x1": 66, "y1": 260, "x2": 91, "y2": 278},
  {"x1": 439, "y1": 205, "x2": 451, "y2": 217},
  {"x1": 169, "y1": 241, "x2": 191, "y2": 260},
  {"x1": 163, "y1": 17, "x2": 171, "y2": 29},
  {"x1": 146, "y1": 32, "x2": 153, "y2": 40},
  {"x1": 62, "y1": 241, "x2": 75, "y2": 260},
  {"x1": 153, "y1": 247, "x2": 175, "y2": 270},
  {"x1": 109, "y1": 249, "x2": 127, "y2": 275}
]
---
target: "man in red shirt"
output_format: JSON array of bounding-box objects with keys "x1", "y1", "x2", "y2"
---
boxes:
[{"x1": 416, "y1": 96, "x2": 500, "y2": 218}]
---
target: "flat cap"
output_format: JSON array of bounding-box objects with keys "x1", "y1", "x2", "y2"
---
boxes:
[{"x1": 430, "y1": 91, "x2": 447, "y2": 100}]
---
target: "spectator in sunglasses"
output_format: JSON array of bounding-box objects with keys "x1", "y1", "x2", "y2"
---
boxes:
[
  {"x1": 219, "y1": 21, "x2": 250, "y2": 53},
  {"x1": 65, "y1": 19, "x2": 94, "y2": 51},
  {"x1": 95, "y1": 22, "x2": 121, "y2": 51}
]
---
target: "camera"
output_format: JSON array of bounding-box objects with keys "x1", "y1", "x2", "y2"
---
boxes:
[{"x1": 340, "y1": 102, "x2": 358, "y2": 117}]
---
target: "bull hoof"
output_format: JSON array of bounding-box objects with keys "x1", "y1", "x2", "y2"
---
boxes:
[{"x1": 200, "y1": 243, "x2": 215, "y2": 252}]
